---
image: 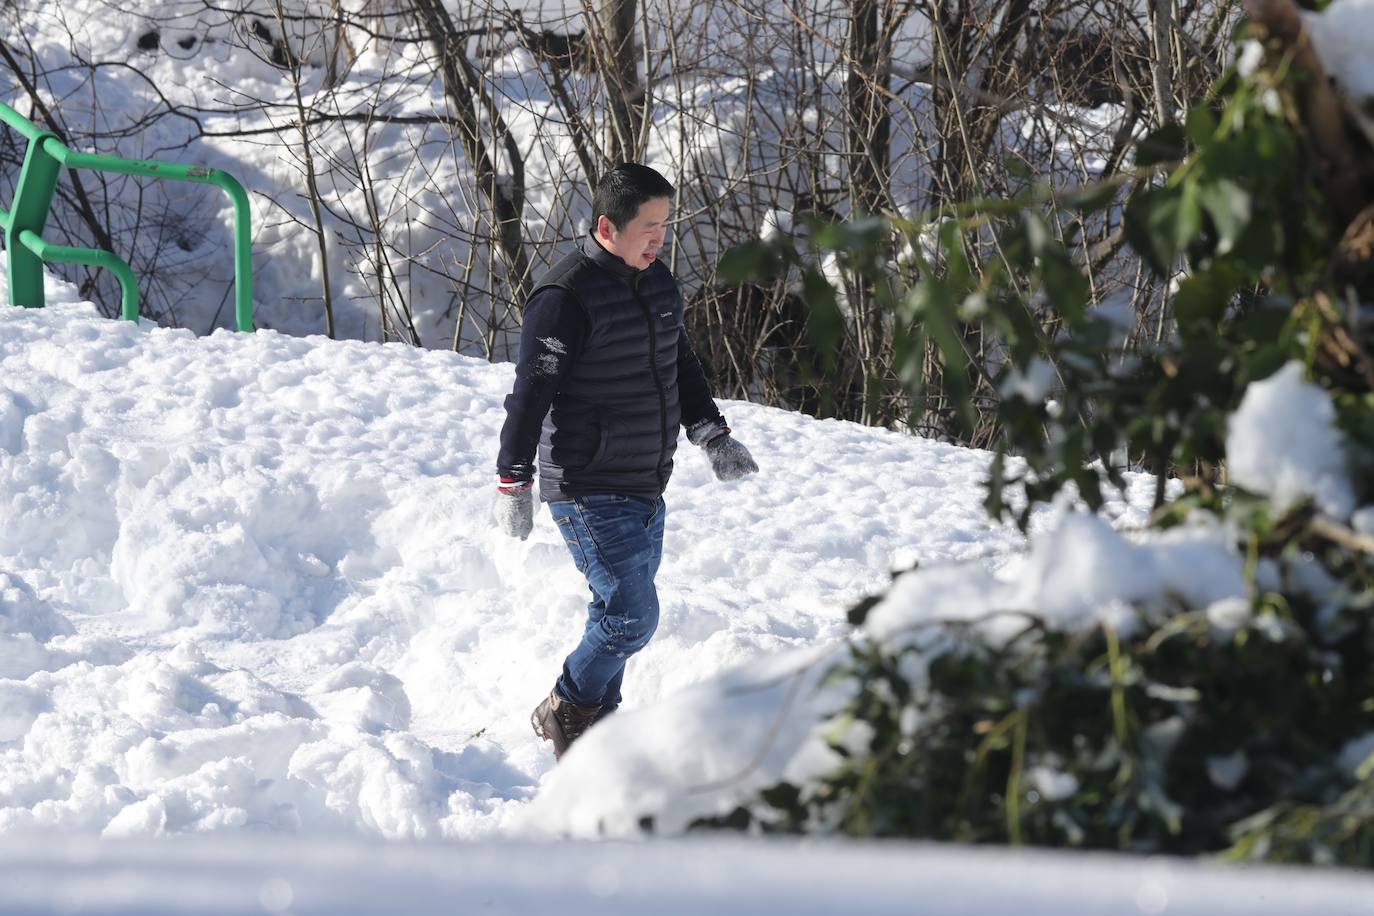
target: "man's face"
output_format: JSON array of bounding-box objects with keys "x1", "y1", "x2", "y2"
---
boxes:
[{"x1": 598, "y1": 196, "x2": 671, "y2": 270}]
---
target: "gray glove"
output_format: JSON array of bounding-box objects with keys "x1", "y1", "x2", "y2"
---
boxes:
[
  {"x1": 705, "y1": 434, "x2": 759, "y2": 481},
  {"x1": 494, "y1": 479, "x2": 534, "y2": 540}
]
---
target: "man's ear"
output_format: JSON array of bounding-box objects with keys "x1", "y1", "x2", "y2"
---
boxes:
[{"x1": 596, "y1": 214, "x2": 617, "y2": 240}]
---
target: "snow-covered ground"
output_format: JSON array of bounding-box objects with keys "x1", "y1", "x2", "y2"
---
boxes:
[
  {"x1": 3, "y1": 251, "x2": 1372, "y2": 913},
  {"x1": 0, "y1": 266, "x2": 1129, "y2": 841},
  {"x1": 6, "y1": 832, "x2": 1374, "y2": 915}
]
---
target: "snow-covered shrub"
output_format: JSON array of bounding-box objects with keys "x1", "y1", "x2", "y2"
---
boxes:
[{"x1": 704, "y1": 0, "x2": 1374, "y2": 866}]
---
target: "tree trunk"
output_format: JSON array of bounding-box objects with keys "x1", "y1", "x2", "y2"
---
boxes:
[
  {"x1": 847, "y1": 0, "x2": 889, "y2": 219},
  {"x1": 1149, "y1": 0, "x2": 1177, "y2": 125},
  {"x1": 846, "y1": 0, "x2": 897, "y2": 424},
  {"x1": 409, "y1": 0, "x2": 532, "y2": 305},
  {"x1": 595, "y1": 0, "x2": 642, "y2": 164}
]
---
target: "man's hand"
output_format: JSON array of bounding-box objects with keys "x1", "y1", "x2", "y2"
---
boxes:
[
  {"x1": 705, "y1": 434, "x2": 759, "y2": 482},
  {"x1": 495, "y1": 477, "x2": 534, "y2": 540}
]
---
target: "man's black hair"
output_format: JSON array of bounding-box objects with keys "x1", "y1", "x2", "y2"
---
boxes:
[{"x1": 592, "y1": 163, "x2": 675, "y2": 230}]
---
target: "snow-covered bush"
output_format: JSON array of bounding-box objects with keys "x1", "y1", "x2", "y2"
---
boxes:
[{"x1": 703, "y1": 0, "x2": 1374, "y2": 866}]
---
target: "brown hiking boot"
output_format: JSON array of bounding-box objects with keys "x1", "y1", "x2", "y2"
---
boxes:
[{"x1": 531, "y1": 690, "x2": 601, "y2": 760}]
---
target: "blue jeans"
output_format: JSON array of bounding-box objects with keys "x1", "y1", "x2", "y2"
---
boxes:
[{"x1": 547, "y1": 493, "x2": 665, "y2": 711}]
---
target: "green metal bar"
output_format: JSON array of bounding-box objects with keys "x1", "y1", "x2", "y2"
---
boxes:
[
  {"x1": 0, "y1": 100, "x2": 254, "y2": 330},
  {"x1": 215, "y1": 172, "x2": 254, "y2": 334},
  {"x1": 4, "y1": 130, "x2": 62, "y2": 309},
  {"x1": 43, "y1": 138, "x2": 254, "y2": 332},
  {"x1": 19, "y1": 229, "x2": 139, "y2": 321},
  {"x1": 0, "y1": 101, "x2": 44, "y2": 143}
]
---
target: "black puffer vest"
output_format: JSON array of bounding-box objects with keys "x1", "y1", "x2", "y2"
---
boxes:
[{"x1": 537, "y1": 234, "x2": 684, "y2": 501}]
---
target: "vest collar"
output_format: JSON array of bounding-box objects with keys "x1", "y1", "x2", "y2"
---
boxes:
[{"x1": 582, "y1": 231, "x2": 641, "y2": 283}]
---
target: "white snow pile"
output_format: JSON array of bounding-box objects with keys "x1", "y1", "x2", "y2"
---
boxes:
[
  {"x1": 525, "y1": 513, "x2": 1248, "y2": 838},
  {"x1": 1226, "y1": 360, "x2": 1356, "y2": 518},
  {"x1": 1307, "y1": 0, "x2": 1374, "y2": 103}
]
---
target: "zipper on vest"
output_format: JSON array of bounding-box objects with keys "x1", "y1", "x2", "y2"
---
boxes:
[{"x1": 634, "y1": 278, "x2": 670, "y2": 492}]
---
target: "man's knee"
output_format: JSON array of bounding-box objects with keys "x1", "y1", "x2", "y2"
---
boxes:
[
  {"x1": 620, "y1": 605, "x2": 659, "y2": 653},
  {"x1": 614, "y1": 576, "x2": 660, "y2": 652}
]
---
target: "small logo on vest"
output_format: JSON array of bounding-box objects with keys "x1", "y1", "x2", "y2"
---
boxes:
[{"x1": 659, "y1": 312, "x2": 672, "y2": 318}]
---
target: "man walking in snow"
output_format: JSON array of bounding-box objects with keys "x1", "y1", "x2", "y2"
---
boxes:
[{"x1": 495, "y1": 163, "x2": 758, "y2": 760}]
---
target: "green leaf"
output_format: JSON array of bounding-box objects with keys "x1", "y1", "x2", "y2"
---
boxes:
[
  {"x1": 1173, "y1": 275, "x2": 1229, "y2": 336},
  {"x1": 985, "y1": 450, "x2": 1009, "y2": 521},
  {"x1": 1198, "y1": 179, "x2": 1253, "y2": 256},
  {"x1": 848, "y1": 594, "x2": 883, "y2": 627},
  {"x1": 1004, "y1": 156, "x2": 1035, "y2": 182},
  {"x1": 1185, "y1": 105, "x2": 1218, "y2": 147},
  {"x1": 717, "y1": 240, "x2": 784, "y2": 284},
  {"x1": 938, "y1": 220, "x2": 973, "y2": 289},
  {"x1": 802, "y1": 267, "x2": 845, "y2": 373},
  {"x1": 1172, "y1": 180, "x2": 1205, "y2": 258},
  {"x1": 1174, "y1": 259, "x2": 1248, "y2": 346},
  {"x1": 1136, "y1": 123, "x2": 1188, "y2": 167},
  {"x1": 1124, "y1": 181, "x2": 1203, "y2": 275},
  {"x1": 1014, "y1": 213, "x2": 1089, "y2": 325},
  {"x1": 906, "y1": 276, "x2": 976, "y2": 436},
  {"x1": 813, "y1": 216, "x2": 888, "y2": 254},
  {"x1": 1066, "y1": 181, "x2": 1120, "y2": 213},
  {"x1": 760, "y1": 782, "x2": 803, "y2": 811}
]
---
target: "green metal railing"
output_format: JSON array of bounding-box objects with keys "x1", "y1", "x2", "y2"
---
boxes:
[{"x1": 0, "y1": 100, "x2": 254, "y2": 330}]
